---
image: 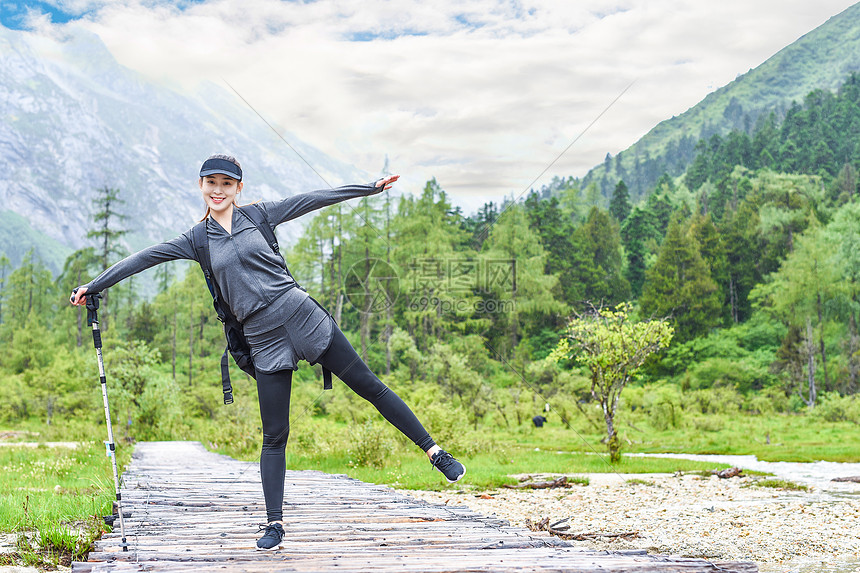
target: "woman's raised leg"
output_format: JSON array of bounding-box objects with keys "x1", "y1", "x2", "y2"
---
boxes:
[
  {"x1": 316, "y1": 324, "x2": 434, "y2": 450},
  {"x1": 315, "y1": 323, "x2": 465, "y2": 481}
]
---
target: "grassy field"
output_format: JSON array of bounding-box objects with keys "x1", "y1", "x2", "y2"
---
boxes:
[
  {"x1": 274, "y1": 447, "x2": 731, "y2": 491},
  {"x1": 0, "y1": 441, "x2": 130, "y2": 567},
  {"x1": 268, "y1": 411, "x2": 859, "y2": 489},
  {"x1": 0, "y1": 405, "x2": 854, "y2": 566},
  {"x1": 614, "y1": 413, "x2": 860, "y2": 463}
]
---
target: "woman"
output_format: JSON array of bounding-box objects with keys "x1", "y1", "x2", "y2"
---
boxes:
[{"x1": 70, "y1": 154, "x2": 465, "y2": 551}]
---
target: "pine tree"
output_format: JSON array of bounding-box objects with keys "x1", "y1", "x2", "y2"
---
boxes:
[
  {"x1": 690, "y1": 213, "x2": 729, "y2": 325},
  {"x1": 584, "y1": 182, "x2": 602, "y2": 208},
  {"x1": 524, "y1": 193, "x2": 577, "y2": 307},
  {"x1": 645, "y1": 190, "x2": 674, "y2": 236},
  {"x1": 480, "y1": 203, "x2": 567, "y2": 360},
  {"x1": 569, "y1": 207, "x2": 630, "y2": 308},
  {"x1": 640, "y1": 214, "x2": 721, "y2": 341},
  {"x1": 719, "y1": 204, "x2": 760, "y2": 323},
  {"x1": 557, "y1": 180, "x2": 584, "y2": 222},
  {"x1": 831, "y1": 162, "x2": 858, "y2": 205},
  {"x1": 391, "y1": 179, "x2": 478, "y2": 354},
  {"x1": 59, "y1": 247, "x2": 99, "y2": 347},
  {"x1": 88, "y1": 187, "x2": 128, "y2": 271},
  {"x1": 609, "y1": 180, "x2": 631, "y2": 222},
  {"x1": 86, "y1": 186, "x2": 128, "y2": 332},
  {"x1": 827, "y1": 201, "x2": 860, "y2": 393},
  {"x1": 620, "y1": 206, "x2": 660, "y2": 297},
  {"x1": 3, "y1": 249, "x2": 54, "y2": 327},
  {"x1": 751, "y1": 222, "x2": 835, "y2": 392}
]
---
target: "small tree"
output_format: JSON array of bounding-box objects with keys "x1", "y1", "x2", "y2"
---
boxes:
[
  {"x1": 550, "y1": 303, "x2": 673, "y2": 462},
  {"x1": 87, "y1": 186, "x2": 128, "y2": 332}
]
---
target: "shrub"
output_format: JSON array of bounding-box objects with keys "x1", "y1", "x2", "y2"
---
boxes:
[
  {"x1": 743, "y1": 386, "x2": 789, "y2": 414},
  {"x1": 347, "y1": 421, "x2": 395, "y2": 468},
  {"x1": 418, "y1": 401, "x2": 483, "y2": 457},
  {"x1": 784, "y1": 392, "x2": 807, "y2": 412},
  {"x1": 136, "y1": 371, "x2": 184, "y2": 440},
  {"x1": 638, "y1": 383, "x2": 683, "y2": 430},
  {"x1": 683, "y1": 386, "x2": 743, "y2": 415},
  {"x1": 687, "y1": 358, "x2": 771, "y2": 393},
  {"x1": 689, "y1": 415, "x2": 725, "y2": 432},
  {"x1": 811, "y1": 393, "x2": 860, "y2": 424}
]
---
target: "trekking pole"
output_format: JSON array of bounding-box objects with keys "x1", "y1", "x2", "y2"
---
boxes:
[{"x1": 79, "y1": 290, "x2": 128, "y2": 552}]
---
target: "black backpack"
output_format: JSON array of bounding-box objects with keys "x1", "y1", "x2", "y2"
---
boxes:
[{"x1": 190, "y1": 204, "x2": 333, "y2": 404}]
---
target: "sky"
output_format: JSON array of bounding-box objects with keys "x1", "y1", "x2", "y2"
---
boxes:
[{"x1": 3, "y1": 0, "x2": 858, "y2": 214}]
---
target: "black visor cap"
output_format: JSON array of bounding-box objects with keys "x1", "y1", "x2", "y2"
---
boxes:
[{"x1": 200, "y1": 158, "x2": 242, "y2": 181}]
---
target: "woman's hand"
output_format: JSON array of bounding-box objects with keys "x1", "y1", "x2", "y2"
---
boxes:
[
  {"x1": 374, "y1": 175, "x2": 399, "y2": 192},
  {"x1": 70, "y1": 286, "x2": 88, "y2": 306}
]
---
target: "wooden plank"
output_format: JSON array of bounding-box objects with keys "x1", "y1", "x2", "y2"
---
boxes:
[{"x1": 72, "y1": 441, "x2": 758, "y2": 573}]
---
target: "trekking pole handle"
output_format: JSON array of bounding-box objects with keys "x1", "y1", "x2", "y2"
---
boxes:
[
  {"x1": 72, "y1": 288, "x2": 102, "y2": 327},
  {"x1": 74, "y1": 288, "x2": 103, "y2": 349}
]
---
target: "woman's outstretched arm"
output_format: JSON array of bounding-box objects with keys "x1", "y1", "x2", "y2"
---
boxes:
[
  {"x1": 260, "y1": 175, "x2": 399, "y2": 227},
  {"x1": 70, "y1": 232, "x2": 196, "y2": 305}
]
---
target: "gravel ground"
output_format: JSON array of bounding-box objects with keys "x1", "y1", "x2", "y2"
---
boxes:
[{"x1": 401, "y1": 472, "x2": 860, "y2": 573}]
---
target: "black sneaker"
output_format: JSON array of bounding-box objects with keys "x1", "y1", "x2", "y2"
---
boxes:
[
  {"x1": 430, "y1": 449, "x2": 466, "y2": 483},
  {"x1": 256, "y1": 522, "x2": 284, "y2": 551}
]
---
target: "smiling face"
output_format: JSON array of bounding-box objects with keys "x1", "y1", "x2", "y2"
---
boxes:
[{"x1": 199, "y1": 173, "x2": 243, "y2": 217}]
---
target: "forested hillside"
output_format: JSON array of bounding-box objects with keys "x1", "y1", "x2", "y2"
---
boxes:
[{"x1": 582, "y1": 2, "x2": 860, "y2": 201}]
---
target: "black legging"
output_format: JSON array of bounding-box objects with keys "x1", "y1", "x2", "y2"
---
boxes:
[{"x1": 256, "y1": 323, "x2": 436, "y2": 522}]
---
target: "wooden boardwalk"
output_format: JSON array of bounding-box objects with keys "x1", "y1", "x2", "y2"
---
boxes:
[{"x1": 74, "y1": 441, "x2": 757, "y2": 572}]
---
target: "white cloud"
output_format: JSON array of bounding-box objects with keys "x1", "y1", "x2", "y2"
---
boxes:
[{"x1": 35, "y1": 0, "x2": 860, "y2": 212}]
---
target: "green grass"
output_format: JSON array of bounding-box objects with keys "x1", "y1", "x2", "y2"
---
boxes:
[
  {"x1": 436, "y1": 413, "x2": 860, "y2": 463},
  {"x1": 0, "y1": 406, "x2": 845, "y2": 535},
  {"x1": 0, "y1": 442, "x2": 124, "y2": 531},
  {"x1": 744, "y1": 478, "x2": 809, "y2": 491},
  {"x1": 0, "y1": 441, "x2": 126, "y2": 566},
  {"x1": 479, "y1": 417, "x2": 859, "y2": 463},
  {"x1": 193, "y1": 408, "x2": 854, "y2": 490},
  {"x1": 620, "y1": 413, "x2": 860, "y2": 462},
  {"x1": 268, "y1": 445, "x2": 730, "y2": 491}
]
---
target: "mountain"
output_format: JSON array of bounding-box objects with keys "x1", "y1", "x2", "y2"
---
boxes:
[
  {"x1": 0, "y1": 24, "x2": 371, "y2": 274},
  {"x1": 582, "y1": 3, "x2": 860, "y2": 201}
]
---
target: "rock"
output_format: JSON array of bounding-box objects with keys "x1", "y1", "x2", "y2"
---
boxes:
[{"x1": 712, "y1": 467, "x2": 743, "y2": 479}]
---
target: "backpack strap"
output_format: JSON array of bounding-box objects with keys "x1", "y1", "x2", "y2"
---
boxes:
[
  {"x1": 220, "y1": 349, "x2": 234, "y2": 404},
  {"x1": 191, "y1": 222, "x2": 212, "y2": 289},
  {"x1": 191, "y1": 220, "x2": 233, "y2": 404},
  {"x1": 192, "y1": 221, "x2": 219, "y2": 307},
  {"x1": 241, "y1": 205, "x2": 295, "y2": 277}
]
